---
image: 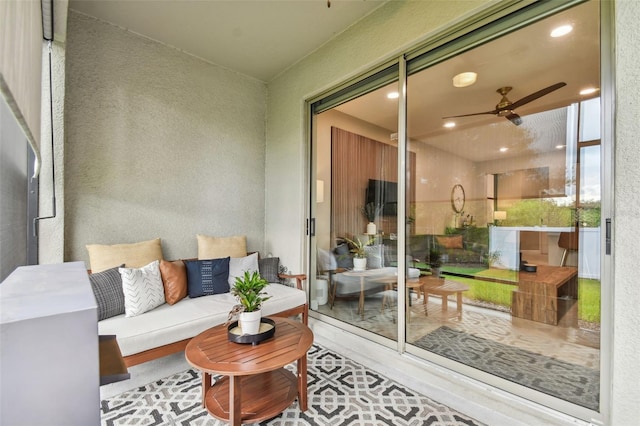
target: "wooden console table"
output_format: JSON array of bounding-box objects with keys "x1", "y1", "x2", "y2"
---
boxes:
[
  {"x1": 511, "y1": 265, "x2": 578, "y2": 326},
  {"x1": 185, "y1": 317, "x2": 313, "y2": 426}
]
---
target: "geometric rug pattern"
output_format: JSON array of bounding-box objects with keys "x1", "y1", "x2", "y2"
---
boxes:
[
  {"x1": 413, "y1": 326, "x2": 600, "y2": 411},
  {"x1": 101, "y1": 344, "x2": 484, "y2": 425}
]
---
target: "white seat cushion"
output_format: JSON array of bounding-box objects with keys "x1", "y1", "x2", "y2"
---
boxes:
[{"x1": 99, "y1": 283, "x2": 306, "y2": 356}]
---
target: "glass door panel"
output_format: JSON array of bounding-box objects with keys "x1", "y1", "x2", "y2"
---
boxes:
[
  {"x1": 312, "y1": 79, "x2": 400, "y2": 341},
  {"x1": 404, "y1": 0, "x2": 601, "y2": 413}
]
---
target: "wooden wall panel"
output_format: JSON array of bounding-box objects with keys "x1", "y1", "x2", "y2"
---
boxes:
[{"x1": 331, "y1": 127, "x2": 414, "y2": 243}]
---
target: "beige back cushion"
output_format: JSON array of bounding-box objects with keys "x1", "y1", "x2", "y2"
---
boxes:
[
  {"x1": 197, "y1": 234, "x2": 247, "y2": 259},
  {"x1": 86, "y1": 238, "x2": 163, "y2": 273}
]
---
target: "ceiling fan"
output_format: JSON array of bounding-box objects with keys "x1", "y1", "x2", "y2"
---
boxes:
[{"x1": 443, "y1": 82, "x2": 567, "y2": 126}]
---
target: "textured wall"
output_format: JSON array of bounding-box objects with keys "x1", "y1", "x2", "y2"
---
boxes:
[
  {"x1": 64, "y1": 12, "x2": 267, "y2": 265},
  {"x1": 612, "y1": 1, "x2": 640, "y2": 424}
]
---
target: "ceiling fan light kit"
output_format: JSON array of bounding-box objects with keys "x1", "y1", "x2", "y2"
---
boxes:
[{"x1": 443, "y1": 82, "x2": 566, "y2": 126}]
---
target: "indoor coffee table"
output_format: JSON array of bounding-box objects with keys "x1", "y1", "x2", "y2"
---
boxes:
[{"x1": 185, "y1": 317, "x2": 314, "y2": 426}]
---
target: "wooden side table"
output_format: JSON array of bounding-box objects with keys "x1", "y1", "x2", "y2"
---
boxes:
[
  {"x1": 423, "y1": 280, "x2": 469, "y2": 313},
  {"x1": 185, "y1": 317, "x2": 313, "y2": 426}
]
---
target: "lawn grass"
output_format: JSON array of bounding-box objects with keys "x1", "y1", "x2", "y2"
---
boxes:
[
  {"x1": 578, "y1": 278, "x2": 601, "y2": 323},
  {"x1": 452, "y1": 276, "x2": 516, "y2": 307}
]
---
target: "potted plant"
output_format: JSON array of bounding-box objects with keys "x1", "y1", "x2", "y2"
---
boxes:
[
  {"x1": 230, "y1": 270, "x2": 271, "y2": 335},
  {"x1": 361, "y1": 202, "x2": 383, "y2": 235},
  {"x1": 344, "y1": 236, "x2": 372, "y2": 271},
  {"x1": 427, "y1": 247, "x2": 443, "y2": 278}
]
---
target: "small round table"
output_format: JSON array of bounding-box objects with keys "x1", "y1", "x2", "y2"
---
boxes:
[{"x1": 185, "y1": 317, "x2": 314, "y2": 426}]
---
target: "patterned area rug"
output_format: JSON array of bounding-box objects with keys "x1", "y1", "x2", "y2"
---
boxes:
[
  {"x1": 413, "y1": 326, "x2": 599, "y2": 411},
  {"x1": 101, "y1": 344, "x2": 483, "y2": 425}
]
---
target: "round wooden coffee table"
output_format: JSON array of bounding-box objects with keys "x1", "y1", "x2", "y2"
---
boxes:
[{"x1": 185, "y1": 317, "x2": 313, "y2": 426}]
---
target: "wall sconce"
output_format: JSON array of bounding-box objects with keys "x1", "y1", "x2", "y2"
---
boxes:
[
  {"x1": 493, "y1": 210, "x2": 507, "y2": 225},
  {"x1": 316, "y1": 180, "x2": 324, "y2": 203}
]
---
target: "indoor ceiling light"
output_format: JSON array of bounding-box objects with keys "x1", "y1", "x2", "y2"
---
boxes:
[
  {"x1": 387, "y1": 92, "x2": 399, "y2": 99},
  {"x1": 580, "y1": 87, "x2": 599, "y2": 95},
  {"x1": 499, "y1": 147, "x2": 508, "y2": 152},
  {"x1": 550, "y1": 24, "x2": 573, "y2": 38},
  {"x1": 452, "y1": 72, "x2": 477, "y2": 88},
  {"x1": 443, "y1": 121, "x2": 456, "y2": 128},
  {"x1": 556, "y1": 144, "x2": 566, "y2": 149}
]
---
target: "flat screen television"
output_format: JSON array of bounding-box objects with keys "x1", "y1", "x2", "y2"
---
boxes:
[{"x1": 365, "y1": 179, "x2": 397, "y2": 216}]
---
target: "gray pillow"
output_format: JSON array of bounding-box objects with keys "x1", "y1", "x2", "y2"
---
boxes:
[
  {"x1": 259, "y1": 257, "x2": 280, "y2": 283},
  {"x1": 334, "y1": 243, "x2": 353, "y2": 269},
  {"x1": 89, "y1": 265, "x2": 125, "y2": 320},
  {"x1": 365, "y1": 244, "x2": 384, "y2": 269}
]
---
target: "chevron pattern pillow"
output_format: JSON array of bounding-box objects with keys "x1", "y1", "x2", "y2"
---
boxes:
[{"x1": 120, "y1": 260, "x2": 165, "y2": 317}]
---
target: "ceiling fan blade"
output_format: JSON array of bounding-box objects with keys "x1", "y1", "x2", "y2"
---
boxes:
[
  {"x1": 505, "y1": 112, "x2": 523, "y2": 126},
  {"x1": 443, "y1": 109, "x2": 498, "y2": 119},
  {"x1": 509, "y1": 82, "x2": 567, "y2": 110}
]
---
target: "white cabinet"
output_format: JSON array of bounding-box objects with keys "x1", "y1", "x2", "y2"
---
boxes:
[{"x1": 1, "y1": 262, "x2": 100, "y2": 425}]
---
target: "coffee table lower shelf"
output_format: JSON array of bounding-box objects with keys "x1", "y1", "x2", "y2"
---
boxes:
[{"x1": 205, "y1": 368, "x2": 298, "y2": 424}]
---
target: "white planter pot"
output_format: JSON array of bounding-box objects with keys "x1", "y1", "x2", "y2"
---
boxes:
[
  {"x1": 366, "y1": 222, "x2": 376, "y2": 235},
  {"x1": 353, "y1": 257, "x2": 367, "y2": 271},
  {"x1": 239, "y1": 310, "x2": 262, "y2": 335}
]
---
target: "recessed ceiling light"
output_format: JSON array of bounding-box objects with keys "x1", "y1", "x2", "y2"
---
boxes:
[
  {"x1": 499, "y1": 147, "x2": 508, "y2": 152},
  {"x1": 550, "y1": 24, "x2": 573, "y2": 38},
  {"x1": 580, "y1": 87, "x2": 599, "y2": 95},
  {"x1": 387, "y1": 92, "x2": 399, "y2": 99},
  {"x1": 443, "y1": 122, "x2": 456, "y2": 128},
  {"x1": 452, "y1": 72, "x2": 477, "y2": 88},
  {"x1": 556, "y1": 144, "x2": 566, "y2": 149}
]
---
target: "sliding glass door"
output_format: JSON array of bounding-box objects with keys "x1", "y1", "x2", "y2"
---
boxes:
[
  {"x1": 309, "y1": 0, "x2": 603, "y2": 419},
  {"x1": 311, "y1": 67, "x2": 400, "y2": 341},
  {"x1": 403, "y1": 0, "x2": 601, "y2": 414}
]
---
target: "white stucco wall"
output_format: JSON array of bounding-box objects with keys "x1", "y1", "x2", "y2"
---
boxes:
[
  {"x1": 64, "y1": 11, "x2": 267, "y2": 265},
  {"x1": 612, "y1": 1, "x2": 640, "y2": 424},
  {"x1": 38, "y1": 40, "x2": 66, "y2": 265},
  {"x1": 266, "y1": 0, "x2": 640, "y2": 424}
]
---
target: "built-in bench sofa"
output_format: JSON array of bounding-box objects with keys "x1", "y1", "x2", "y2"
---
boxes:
[{"x1": 86, "y1": 236, "x2": 308, "y2": 367}]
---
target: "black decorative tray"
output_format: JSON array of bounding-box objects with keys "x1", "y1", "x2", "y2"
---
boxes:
[{"x1": 227, "y1": 317, "x2": 276, "y2": 345}]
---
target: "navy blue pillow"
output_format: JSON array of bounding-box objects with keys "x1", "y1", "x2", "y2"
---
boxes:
[
  {"x1": 184, "y1": 257, "x2": 230, "y2": 298},
  {"x1": 334, "y1": 243, "x2": 353, "y2": 269}
]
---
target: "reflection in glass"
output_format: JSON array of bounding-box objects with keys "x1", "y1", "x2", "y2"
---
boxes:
[
  {"x1": 313, "y1": 82, "x2": 401, "y2": 341},
  {"x1": 405, "y1": 0, "x2": 601, "y2": 412},
  {"x1": 311, "y1": 0, "x2": 602, "y2": 414}
]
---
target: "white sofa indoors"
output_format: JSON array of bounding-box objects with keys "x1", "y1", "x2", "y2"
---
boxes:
[{"x1": 87, "y1": 236, "x2": 308, "y2": 367}]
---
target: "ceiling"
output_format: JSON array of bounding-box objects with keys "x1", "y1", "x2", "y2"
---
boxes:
[
  {"x1": 334, "y1": 0, "x2": 601, "y2": 162},
  {"x1": 68, "y1": 0, "x2": 388, "y2": 82}
]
